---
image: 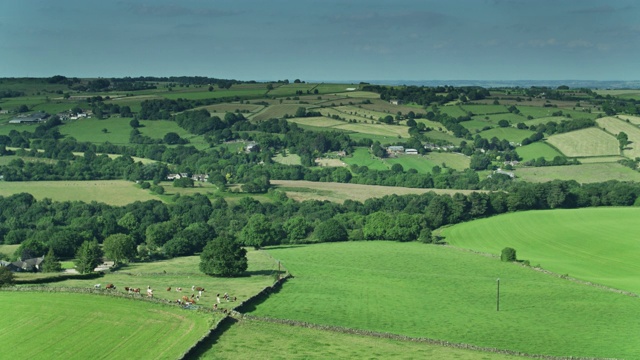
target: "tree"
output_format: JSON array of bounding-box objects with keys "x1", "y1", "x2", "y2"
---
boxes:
[
  {"x1": 199, "y1": 234, "x2": 247, "y2": 277},
  {"x1": 283, "y1": 216, "x2": 310, "y2": 243},
  {"x1": 75, "y1": 240, "x2": 103, "y2": 274},
  {"x1": 498, "y1": 119, "x2": 510, "y2": 128},
  {"x1": 240, "y1": 214, "x2": 277, "y2": 249},
  {"x1": 617, "y1": 132, "x2": 629, "y2": 150},
  {"x1": 314, "y1": 218, "x2": 347, "y2": 242},
  {"x1": 129, "y1": 119, "x2": 140, "y2": 128},
  {"x1": 501, "y1": 247, "x2": 517, "y2": 262},
  {"x1": 41, "y1": 247, "x2": 62, "y2": 273},
  {"x1": 163, "y1": 132, "x2": 182, "y2": 144},
  {"x1": 0, "y1": 266, "x2": 14, "y2": 287},
  {"x1": 103, "y1": 234, "x2": 136, "y2": 266}
]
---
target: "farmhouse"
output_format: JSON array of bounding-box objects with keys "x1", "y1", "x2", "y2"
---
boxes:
[
  {"x1": 8, "y1": 112, "x2": 49, "y2": 124},
  {"x1": 167, "y1": 173, "x2": 189, "y2": 180},
  {"x1": 246, "y1": 143, "x2": 260, "y2": 152},
  {"x1": 191, "y1": 174, "x2": 209, "y2": 182},
  {"x1": 7, "y1": 256, "x2": 45, "y2": 272},
  {"x1": 387, "y1": 145, "x2": 404, "y2": 155}
]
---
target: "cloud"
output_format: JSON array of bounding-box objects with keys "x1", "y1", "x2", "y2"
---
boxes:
[
  {"x1": 131, "y1": 4, "x2": 241, "y2": 18},
  {"x1": 567, "y1": 40, "x2": 593, "y2": 48},
  {"x1": 528, "y1": 38, "x2": 557, "y2": 48}
]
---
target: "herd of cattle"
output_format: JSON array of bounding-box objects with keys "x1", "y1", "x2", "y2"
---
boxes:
[{"x1": 91, "y1": 284, "x2": 219, "y2": 305}]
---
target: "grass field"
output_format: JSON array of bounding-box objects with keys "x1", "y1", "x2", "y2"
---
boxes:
[
  {"x1": 616, "y1": 114, "x2": 640, "y2": 125},
  {"x1": 271, "y1": 180, "x2": 482, "y2": 203},
  {"x1": 59, "y1": 117, "x2": 133, "y2": 145},
  {"x1": 0, "y1": 292, "x2": 213, "y2": 360},
  {"x1": 0, "y1": 180, "x2": 157, "y2": 205},
  {"x1": 546, "y1": 127, "x2": 619, "y2": 157},
  {"x1": 200, "y1": 318, "x2": 521, "y2": 359},
  {"x1": 597, "y1": 116, "x2": 640, "y2": 159},
  {"x1": 253, "y1": 241, "x2": 640, "y2": 359},
  {"x1": 513, "y1": 162, "x2": 640, "y2": 183},
  {"x1": 0, "y1": 244, "x2": 19, "y2": 257},
  {"x1": 441, "y1": 207, "x2": 640, "y2": 294},
  {"x1": 437, "y1": 105, "x2": 469, "y2": 118},
  {"x1": 249, "y1": 104, "x2": 308, "y2": 121},
  {"x1": 515, "y1": 142, "x2": 562, "y2": 161},
  {"x1": 272, "y1": 152, "x2": 302, "y2": 165},
  {"x1": 342, "y1": 147, "x2": 388, "y2": 171},
  {"x1": 478, "y1": 127, "x2": 535, "y2": 143},
  {"x1": 461, "y1": 104, "x2": 508, "y2": 115},
  {"x1": 577, "y1": 156, "x2": 626, "y2": 163},
  {"x1": 51, "y1": 249, "x2": 277, "y2": 310}
]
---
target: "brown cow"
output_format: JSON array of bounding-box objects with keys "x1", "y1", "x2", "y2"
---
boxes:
[
  {"x1": 132, "y1": 288, "x2": 140, "y2": 293},
  {"x1": 105, "y1": 284, "x2": 115, "y2": 290},
  {"x1": 167, "y1": 287, "x2": 171, "y2": 292},
  {"x1": 195, "y1": 287, "x2": 205, "y2": 292}
]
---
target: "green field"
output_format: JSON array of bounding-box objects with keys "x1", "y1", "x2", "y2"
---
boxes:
[
  {"x1": 461, "y1": 104, "x2": 508, "y2": 115},
  {"x1": 250, "y1": 104, "x2": 308, "y2": 121},
  {"x1": 200, "y1": 318, "x2": 521, "y2": 360},
  {"x1": 59, "y1": 117, "x2": 133, "y2": 145},
  {"x1": 0, "y1": 292, "x2": 213, "y2": 359},
  {"x1": 342, "y1": 148, "x2": 388, "y2": 170},
  {"x1": 515, "y1": 142, "x2": 562, "y2": 161},
  {"x1": 597, "y1": 116, "x2": 640, "y2": 159},
  {"x1": 252, "y1": 241, "x2": 640, "y2": 358},
  {"x1": 441, "y1": 207, "x2": 640, "y2": 294},
  {"x1": 546, "y1": 127, "x2": 619, "y2": 157},
  {"x1": 478, "y1": 127, "x2": 535, "y2": 143},
  {"x1": 272, "y1": 152, "x2": 302, "y2": 165},
  {"x1": 0, "y1": 180, "x2": 158, "y2": 206},
  {"x1": 513, "y1": 162, "x2": 640, "y2": 183}
]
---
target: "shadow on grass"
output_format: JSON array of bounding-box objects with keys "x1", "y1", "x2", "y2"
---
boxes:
[{"x1": 182, "y1": 316, "x2": 238, "y2": 360}]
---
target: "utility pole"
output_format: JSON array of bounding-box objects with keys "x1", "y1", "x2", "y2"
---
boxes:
[{"x1": 496, "y1": 278, "x2": 500, "y2": 311}]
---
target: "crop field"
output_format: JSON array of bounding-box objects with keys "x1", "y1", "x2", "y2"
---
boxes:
[
  {"x1": 342, "y1": 147, "x2": 388, "y2": 170},
  {"x1": 332, "y1": 122, "x2": 409, "y2": 138},
  {"x1": 201, "y1": 318, "x2": 520, "y2": 360},
  {"x1": 0, "y1": 180, "x2": 157, "y2": 205},
  {"x1": 616, "y1": 114, "x2": 640, "y2": 124},
  {"x1": 461, "y1": 104, "x2": 508, "y2": 115},
  {"x1": 358, "y1": 99, "x2": 418, "y2": 114},
  {"x1": 254, "y1": 241, "x2": 640, "y2": 359},
  {"x1": 314, "y1": 84, "x2": 363, "y2": 94},
  {"x1": 0, "y1": 292, "x2": 214, "y2": 360},
  {"x1": 478, "y1": 127, "x2": 535, "y2": 142},
  {"x1": 597, "y1": 116, "x2": 640, "y2": 159},
  {"x1": 249, "y1": 104, "x2": 307, "y2": 121},
  {"x1": 287, "y1": 116, "x2": 347, "y2": 128},
  {"x1": 334, "y1": 105, "x2": 390, "y2": 120},
  {"x1": 577, "y1": 156, "x2": 625, "y2": 163},
  {"x1": 270, "y1": 180, "x2": 480, "y2": 203},
  {"x1": 162, "y1": 88, "x2": 267, "y2": 101},
  {"x1": 196, "y1": 103, "x2": 264, "y2": 115},
  {"x1": 515, "y1": 142, "x2": 562, "y2": 161},
  {"x1": 267, "y1": 83, "x2": 318, "y2": 96},
  {"x1": 441, "y1": 207, "x2": 640, "y2": 294},
  {"x1": 546, "y1": 127, "x2": 619, "y2": 157},
  {"x1": 514, "y1": 162, "x2": 640, "y2": 183},
  {"x1": 318, "y1": 108, "x2": 375, "y2": 123}
]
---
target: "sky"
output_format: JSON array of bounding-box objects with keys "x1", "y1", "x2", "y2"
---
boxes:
[{"x1": 1, "y1": 0, "x2": 639, "y2": 81}]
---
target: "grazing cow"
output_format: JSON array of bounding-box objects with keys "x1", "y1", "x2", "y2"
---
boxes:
[
  {"x1": 195, "y1": 287, "x2": 205, "y2": 292},
  {"x1": 106, "y1": 284, "x2": 115, "y2": 290},
  {"x1": 94, "y1": 284, "x2": 101, "y2": 289},
  {"x1": 176, "y1": 287, "x2": 182, "y2": 292},
  {"x1": 167, "y1": 287, "x2": 171, "y2": 292},
  {"x1": 132, "y1": 288, "x2": 140, "y2": 293}
]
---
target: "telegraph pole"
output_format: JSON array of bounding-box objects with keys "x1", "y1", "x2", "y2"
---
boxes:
[{"x1": 496, "y1": 278, "x2": 500, "y2": 311}]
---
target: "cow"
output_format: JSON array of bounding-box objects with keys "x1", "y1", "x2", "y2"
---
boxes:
[
  {"x1": 106, "y1": 284, "x2": 115, "y2": 290},
  {"x1": 175, "y1": 287, "x2": 182, "y2": 292},
  {"x1": 132, "y1": 288, "x2": 140, "y2": 293},
  {"x1": 94, "y1": 284, "x2": 101, "y2": 289},
  {"x1": 167, "y1": 287, "x2": 171, "y2": 292},
  {"x1": 195, "y1": 287, "x2": 205, "y2": 292}
]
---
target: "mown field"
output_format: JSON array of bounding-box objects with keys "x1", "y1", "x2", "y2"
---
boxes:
[
  {"x1": 441, "y1": 207, "x2": 640, "y2": 294},
  {"x1": 513, "y1": 162, "x2": 640, "y2": 183},
  {"x1": 546, "y1": 127, "x2": 619, "y2": 157},
  {"x1": 253, "y1": 241, "x2": 640, "y2": 359},
  {"x1": 200, "y1": 318, "x2": 521, "y2": 360},
  {"x1": 0, "y1": 292, "x2": 214, "y2": 360},
  {"x1": 270, "y1": 180, "x2": 481, "y2": 203},
  {"x1": 596, "y1": 116, "x2": 640, "y2": 159},
  {"x1": 0, "y1": 180, "x2": 157, "y2": 206}
]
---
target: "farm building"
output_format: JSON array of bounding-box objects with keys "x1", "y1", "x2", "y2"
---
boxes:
[
  {"x1": 8, "y1": 112, "x2": 49, "y2": 124},
  {"x1": 492, "y1": 169, "x2": 515, "y2": 179},
  {"x1": 167, "y1": 173, "x2": 189, "y2": 180},
  {"x1": 389, "y1": 99, "x2": 402, "y2": 105},
  {"x1": 246, "y1": 143, "x2": 260, "y2": 152},
  {"x1": 387, "y1": 146, "x2": 405, "y2": 154},
  {"x1": 6, "y1": 256, "x2": 45, "y2": 272},
  {"x1": 191, "y1": 174, "x2": 209, "y2": 182},
  {"x1": 405, "y1": 148, "x2": 418, "y2": 155}
]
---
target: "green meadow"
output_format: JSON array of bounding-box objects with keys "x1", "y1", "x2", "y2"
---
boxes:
[
  {"x1": 441, "y1": 207, "x2": 640, "y2": 294},
  {"x1": 342, "y1": 147, "x2": 388, "y2": 170},
  {"x1": 514, "y1": 162, "x2": 640, "y2": 183},
  {"x1": 478, "y1": 127, "x2": 535, "y2": 142},
  {"x1": 515, "y1": 142, "x2": 562, "y2": 161},
  {"x1": 0, "y1": 292, "x2": 214, "y2": 360},
  {"x1": 252, "y1": 241, "x2": 640, "y2": 359},
  {"x1": 200, "y1": 318, "x2": 521, "y2": 360},
  {"x1": 59, "y1": 117, "x2": 133, "y2": 145}
]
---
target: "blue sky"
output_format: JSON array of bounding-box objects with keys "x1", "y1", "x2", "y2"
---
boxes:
[{"x1": 1, "y1": 0, "x2": 639, "y2": 81}]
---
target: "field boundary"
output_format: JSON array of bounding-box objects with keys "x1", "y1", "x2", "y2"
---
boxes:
[{"x1": 236, "y1": 315, "x2": 614, "y2": 360}]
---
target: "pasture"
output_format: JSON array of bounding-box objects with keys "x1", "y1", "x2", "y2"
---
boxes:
[
  {"x1": 0, "y1": 292, "x2": 214, "y2": 360},
  {"x1": 272, "y1": 152, "x2": 302, "y2": 165},
  {"x1": 616, "y1": 114, "x2": 640, "y2": 125},
  {"x1": 515, "y1": 142, "x2": 562, "y2": 161},
  {"x1": 59, "y1": 117, "x2": 133, "y2": 145},
  {"x1": 478, "y1": 127, "x2": 534, "y2": 143},
  {"x1": 342, "y1": 147, "x2": 388, "y2": 171},
  {"x1": 249, "y1": 104, "x2": 307, "y2": 121},
  {"x1": 545, "y1": 127, "x2": 619, "y2": 157},
  {"x1": 0, "y1": 180, "x2": 158, "y2": 206},
  {"x1": 200, "y1": 318, "x2": 520, "y2": 359},
  {"x1": 460, "y1": 104, "x2": 508, "y2": 115},
  {"x1": 270, "y1": 180, "x2": 482, "y2": 203},
  {"x1": 53, "y1": 249, "x2": 278, "y2": 310},
  {"x1": 441, "y1": 207, "x2": 640, "y2": 294},
  {"x1": 436, "y1": 105, "x2": 469, "y2": 118},
  {"x1": 254, "y1": 241, "x2": 640, "y2": 359},
  {"x1": 513, "y1": 162, "x2": 640, "y2": 183},
  {"x1": 597, "y1": 116, "x2": 640, "y2": 159}
]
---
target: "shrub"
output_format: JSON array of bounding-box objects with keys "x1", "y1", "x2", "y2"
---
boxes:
[{"x1": 501, "y1": 247, "x2": 517, "y2": 262}]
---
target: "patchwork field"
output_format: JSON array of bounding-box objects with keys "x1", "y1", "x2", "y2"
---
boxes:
[
  {"x1": 270, "y1": 180, "x2": 481, "y2": 203},
  {"x1": 441, "y1": 207, "x2": 640, "y2": 294},
  {"x1": 254, "y1": 241, "x2": 640, "y2": 359},
  {"x1": 478, "y1": 127, "x2": 535, "y2": 142},
  {"x1": 616, "y1": 114, "x2": 640, "y2": 125},
  {"x1": 0, "y1": 292, "x2": 214, "y2": 360},
  {"x1": 546, "y1": 127, "x2": 619, "y2": 157},
  {"x1": 513, "y1": 162, "x2": 640, "y2": 183},
  {"x1": 0, "y1": 180, "x2": 157, "y2": 205},
  {"x1": 596, "y1": 116, "x2": 640, "y2": 159}
]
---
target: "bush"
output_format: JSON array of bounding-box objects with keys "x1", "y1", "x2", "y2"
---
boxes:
[{"x1": 501, "y1": 247, "x2": 517, "y2": 262}]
